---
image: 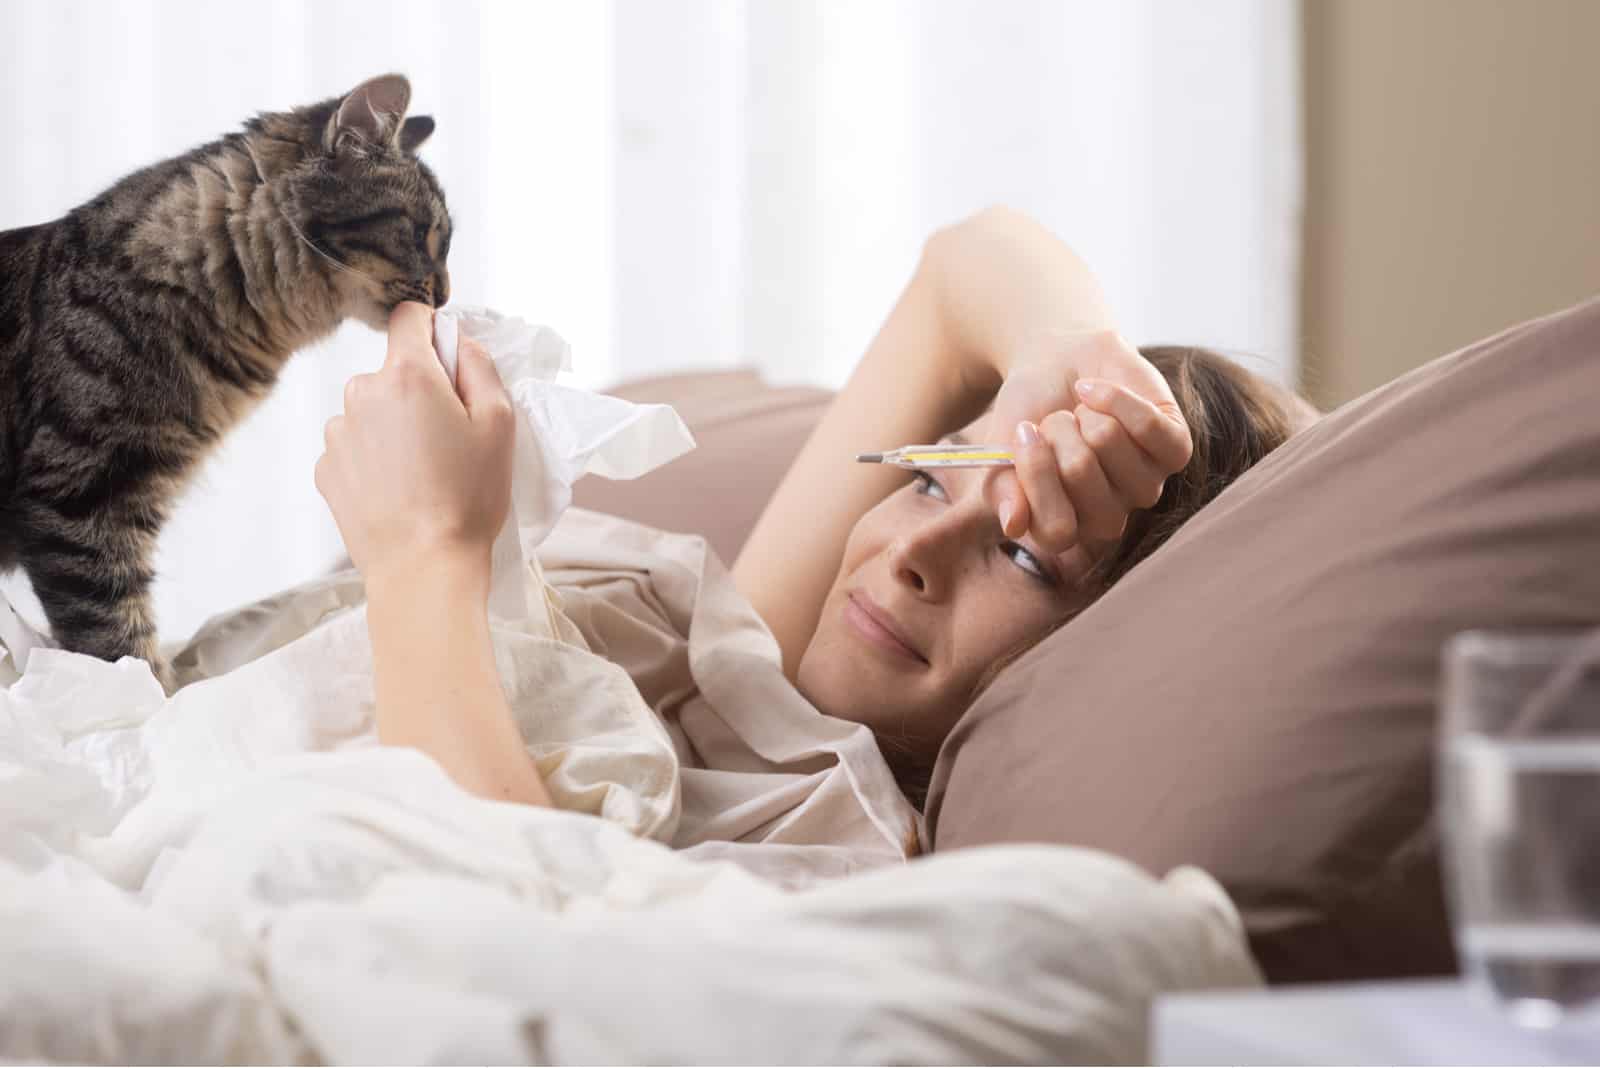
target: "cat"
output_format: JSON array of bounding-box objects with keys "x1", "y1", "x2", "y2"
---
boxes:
[{"x1": 0, "y1": 73, "x2": 451, "y2": 689}]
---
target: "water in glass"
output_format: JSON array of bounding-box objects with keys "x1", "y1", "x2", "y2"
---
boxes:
[{"x1": 1440, "y1": 630, "x2": 1600, "y2": 1030}]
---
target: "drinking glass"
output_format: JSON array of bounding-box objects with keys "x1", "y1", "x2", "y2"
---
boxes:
[{"x1": 1440, "y1": 628, "x2": 1600, "y2": 1029}]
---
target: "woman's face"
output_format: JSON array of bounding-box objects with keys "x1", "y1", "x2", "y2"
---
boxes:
[{"x1": 796, "y1": 412, "x2": 1094, "y2": 767}]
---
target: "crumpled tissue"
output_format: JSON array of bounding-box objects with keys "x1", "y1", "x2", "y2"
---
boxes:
[{"x1": 431, "y1": 306, "x2": 696, "y2": 627}]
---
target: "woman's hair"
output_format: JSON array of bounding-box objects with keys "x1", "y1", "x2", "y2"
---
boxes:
[
  {"x1": 892, "y1": 346, "x2": 1316, "y2": 807},
  {"x1": 1084, "y1": 345, "x2": 1317, "y2": 592}
]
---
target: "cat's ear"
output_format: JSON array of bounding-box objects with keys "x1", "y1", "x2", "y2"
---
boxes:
[
  {"x1": 326, "y1": 73, "x2": 412, "y2": 156},
  {"x1": 399, "y1": 115, "x2": 435, "y2": 155}
]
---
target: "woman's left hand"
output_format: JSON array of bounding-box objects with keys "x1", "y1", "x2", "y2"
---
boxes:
[
  {"x1": 986, "y1": 329, "x2": 1193, "y2": 556},
  {"x1": 315, "y1": 302, "x2": 516, "y2": 596}
]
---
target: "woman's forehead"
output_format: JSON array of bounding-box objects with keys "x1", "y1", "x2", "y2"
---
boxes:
[
  {"x1": 947, "y1": 409, "x2": 1004, "y2": 446},
  {"x1": 939, "y1": 408, "x2": 1101, "y2": 587}
]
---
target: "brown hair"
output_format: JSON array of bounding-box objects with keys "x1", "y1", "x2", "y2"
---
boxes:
[
  {"x1": 974, "y1": 345, "x2": 1313, "y2": 687},
  {"x1": 1086, "y1": 345, "x2": 1316, "y2": 591},
  {"x1": 892, "y1": 345, "x2": 1315, "y2": 806}
]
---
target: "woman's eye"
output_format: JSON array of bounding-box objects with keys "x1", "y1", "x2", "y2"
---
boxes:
[
  {"x1": 912, "y1": 471, "x2": 948, "y2": 501},
  {"x1": 1003, "y1": 541, "x2": 1055, "y2": 585},
  {"x1": 908, "y1": 471, "x2": 1053, "y2": 585},
  {"x1": 414, "y1": 222, "x2": 430, "y2": 247}
]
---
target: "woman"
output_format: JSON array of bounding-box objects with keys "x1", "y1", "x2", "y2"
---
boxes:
[{"x1": 315, "y1": 206, "x2": 1311, "y2": 809}]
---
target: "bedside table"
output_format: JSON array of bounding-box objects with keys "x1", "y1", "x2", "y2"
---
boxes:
[{"x1": 1155, "y1": 979, "x2": 1600, "y2": 1065}]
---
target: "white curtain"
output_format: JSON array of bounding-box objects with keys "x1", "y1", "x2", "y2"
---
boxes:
[{"x1": 0, "y1": 0, "x2": 1300, "y2": 641}]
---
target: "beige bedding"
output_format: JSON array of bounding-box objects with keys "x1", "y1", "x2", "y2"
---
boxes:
[{"x1": 0, "y1": 508, "x2": 1257, "y2": 1062}]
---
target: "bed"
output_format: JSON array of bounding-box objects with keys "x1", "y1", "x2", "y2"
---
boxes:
[
  {"x1": 3, "y1": 294, "x2": 1598, "y2": 1063},
  {"x1": 0, "y1": 503, "x2": 1254, "y2": 1063}
]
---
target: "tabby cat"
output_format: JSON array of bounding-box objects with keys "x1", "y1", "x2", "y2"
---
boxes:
[{"x1": 0, "y1": 73, "x2": 451, "y2": 688}]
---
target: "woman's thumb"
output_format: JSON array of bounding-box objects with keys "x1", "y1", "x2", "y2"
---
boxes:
[
  {"x1": 989, "y1": 468, "x2": 1030, "y2": 539},
  {"x1": 453, "y1": 334, "x2": 509, "y2": 416}
]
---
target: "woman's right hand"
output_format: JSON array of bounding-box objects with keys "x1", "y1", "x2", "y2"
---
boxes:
[
  {"x1": 985, "y1": 330, "x2": 1193, "y2": 559},
  {"x1": 315, "y1": 303, "x2": 516, "y2": 598}
]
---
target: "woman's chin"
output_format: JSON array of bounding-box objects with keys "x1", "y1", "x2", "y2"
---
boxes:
[{"x1": 798, "y1": 630, "x2": 906, "y2": 729}]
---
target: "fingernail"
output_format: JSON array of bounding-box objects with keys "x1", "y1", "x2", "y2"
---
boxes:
[
  {"x1": 1074, "y1": 379, "x2": 1099, "y2": 402},
  {"x1": 998, "y1": 500, "x2": 1014, "y2": 533},
  {"x1": 1015, "y1": 420, "x2": 1040, "y2": 447}
]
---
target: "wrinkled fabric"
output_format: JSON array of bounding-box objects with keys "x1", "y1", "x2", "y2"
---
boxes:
[
  {"x1": 539, "y1": 509, "x2": 922, "y2": 877},
  {"x1": 0, "y1": 750, "x2": 1259, "y2": 1062},
  {"x1": 0, "y1": 508, "x2": 918, "y2": 877},
  {"x1": 430, "y1": 305, "x2": 696, "y2": 624},
  {"x1": 0, "y1": 509, "x2": 1259, "y2": 1062}
]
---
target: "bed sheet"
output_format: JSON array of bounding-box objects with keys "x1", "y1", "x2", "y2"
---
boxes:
[
  {"x1": 1, "y1": 745, "x2": 1257, "y2": 1062},
  {"x1": 0, "y1": 510, "x2": 1260, "y2": 1062}
]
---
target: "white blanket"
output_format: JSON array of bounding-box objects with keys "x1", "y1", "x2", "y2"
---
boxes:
[{"x1": 0, "y1": 510, "x2": 1260, "y2": 1063}]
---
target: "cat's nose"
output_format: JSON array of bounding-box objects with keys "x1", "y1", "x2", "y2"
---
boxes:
[{"x1": 432, "y1": 270, "x2": 450, "y2": 307}]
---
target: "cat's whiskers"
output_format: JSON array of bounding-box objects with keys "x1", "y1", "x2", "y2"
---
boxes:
[
  {"x1": 240, "y1": 140, "x2": 386, "y2": 295},
  {"x1": 277, "y1": 204, "x2": 385, "y2": 291}
]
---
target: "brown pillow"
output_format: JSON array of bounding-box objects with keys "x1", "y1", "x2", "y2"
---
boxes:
[
  {"x1": 926, "y1": 296, "x2": 1600, "y2": 983},
  {"x1": 571, "y1": 370, "x2": 831, "y2": 565}
]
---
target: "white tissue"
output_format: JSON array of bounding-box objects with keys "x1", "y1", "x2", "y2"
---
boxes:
[{"x1": 431, "y1": 306, "x2": 695, "y2": 624}]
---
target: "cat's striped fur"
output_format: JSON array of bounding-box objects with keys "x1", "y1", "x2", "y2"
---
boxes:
[{"x1": 0, "y1": 74, "x2": 450, "y2": 688}]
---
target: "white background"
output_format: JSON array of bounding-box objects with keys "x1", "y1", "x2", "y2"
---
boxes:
[{"x1": 0, "y1": 0, "x2": 1300, "y2": 639}]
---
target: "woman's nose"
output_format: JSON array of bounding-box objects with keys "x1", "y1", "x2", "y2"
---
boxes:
[
  {"x1": 887, "y1": 517, "x2": 965, "y2": 601},
  {"x1": 890, "y1": 548, "x2": 929, "y2": 596}
]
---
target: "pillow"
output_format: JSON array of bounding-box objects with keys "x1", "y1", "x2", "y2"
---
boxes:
[
  {"x1": 925, "y1": 296, "x2": 1600, "y2": 983},
  {"x1": 571, "y1": 370, "x2": 831, "y2": 565}
]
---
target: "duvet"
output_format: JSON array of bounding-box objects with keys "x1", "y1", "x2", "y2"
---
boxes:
[{"x1": 0, "y1": 509, "x2": 1259, "y2": 1063}]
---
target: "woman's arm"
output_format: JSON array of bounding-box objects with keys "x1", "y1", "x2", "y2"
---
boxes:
[
  {"x1": 733, "y1": 206, "x2": 1126, "y2": 677},
  {"x1": 929, "y1": 204, "x2": 1120, "y2": 384},
  {"x1": 365, "y1": 561, "x2": 552, "y2": 807},
  {"x1": 316, "y1": 303, "x2": 551, "y2": 807}
]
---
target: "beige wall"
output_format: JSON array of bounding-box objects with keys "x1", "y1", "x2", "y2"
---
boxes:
[{"x1": 1301, "y1": 0, "x2": 1600, "y2": 407}]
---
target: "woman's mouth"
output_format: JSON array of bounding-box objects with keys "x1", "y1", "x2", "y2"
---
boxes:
[{"x1": 844, "y1": 592, "x2": 927, "y2": 665}]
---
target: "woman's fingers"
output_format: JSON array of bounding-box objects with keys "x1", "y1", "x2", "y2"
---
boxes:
[
  {"x1": 323, "y1": 413, "x2": 346, "y2": 451},
  {"x1": 1042, "y1": 409, "x2": 1125, "y2": 543},
  {"x1": 1073, "y1": 377, "x2": 1193, "y2": 474},
  {"x1": 1074, "y1": 405, "x2": 1171, "y2": 510},
  {"x1": 453, "y1": 334, "x2": 513, "y2": 428},
  {"x1": 384, "y1": 301, "x2": 451, "y2": 382},
  {"x1": 312, "y1": 452, "x2": 331, "y2": 501},
  {"x1": 1006, "y1": 411, "x2": 1128, "y2": 554},
  {"x1": 982, "y1": 333, "x2": 1194, "y2": 550},
  {"x1": 342, "y1": 373, "x2": 376, "y2": 412},
  {"x1": 1007, "y1": 419, "x2": 1077, "y2": 547}
]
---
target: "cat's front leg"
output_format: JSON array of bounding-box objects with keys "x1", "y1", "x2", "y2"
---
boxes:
[{"x1": 18, "y1": 516, "x2": 173, "y2": 693}]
